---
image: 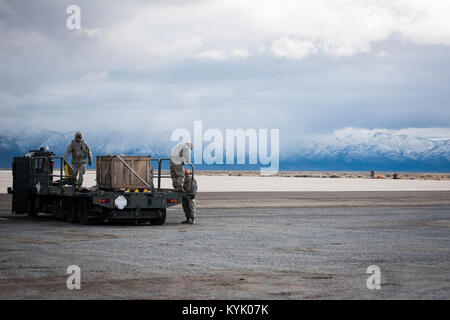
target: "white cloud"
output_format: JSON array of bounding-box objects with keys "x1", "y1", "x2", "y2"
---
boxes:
[
  {"x1": 3, "y1": 0, "x2": 450, "y2": 64},
  {"x1": 378, "y1": 50, "x2": 389, "y2": 57},
  {"x1": 331, "y1": 126, "x2": 450, "y2": 142},
  {"x1": 396, "y1": 0, "x2": 450, "y2": 46},
  {"x1": 230, "y1": 48, "x2": 250, "y2": 58},
  {"x1": 397, "y1": 127, "x2": 450, "y2": 141},
  {"x1": 77, "y1": 27, "x2": 102, "y2": 38},
  {"x1": 271, "y1": 36, "x2": 317, "y2": 59},
  {"x1": 96, "y1": 0, "x2": 450, "y2": 62},
  {"x1": 195, "y1": 50, "x2": 227, "y2": 60},
  {"x1": 195, "y1": 48, "x2": 250, "y2": 60}
]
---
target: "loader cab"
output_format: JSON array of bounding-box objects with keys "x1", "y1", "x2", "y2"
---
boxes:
[
  {"x1": 11, "y1": 147, "x2": 55, "y2": 214},
  {"x1": 31, "y1": 150, "x2": 51, "y2": 168},
  {"x1": 27, "y1": 147, "x2": 55, "y2": 186}
]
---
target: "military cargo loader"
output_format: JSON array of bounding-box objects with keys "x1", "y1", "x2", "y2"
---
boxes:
[{"x1": 7, "y1": 147, "x2": 194, "y2": 225}]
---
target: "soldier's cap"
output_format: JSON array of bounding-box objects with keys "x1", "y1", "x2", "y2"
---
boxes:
[{"x1": 75, "y1": 131, "x2": 83, "y2": 139}]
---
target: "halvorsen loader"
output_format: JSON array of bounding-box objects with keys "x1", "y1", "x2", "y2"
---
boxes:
[{"x1": 7, "y1": 147, "x2": 194, "y2": 225}]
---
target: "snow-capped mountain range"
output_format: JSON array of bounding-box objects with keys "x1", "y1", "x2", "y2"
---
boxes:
[
  {"x1": 1, "y1": 127, "x2": 449, "y2": 171},
  {"x1": 283, "y1": 127, "x2": 450, "y2": 171},
  {"x1": 0, "y1": 129, "x2": 171, "y2": 162}
]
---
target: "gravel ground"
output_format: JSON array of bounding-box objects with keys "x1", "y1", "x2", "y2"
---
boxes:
[
  {"x1": 0, "y1": 205, "x2": 449, "y2": 299},
  {"x1": 2, "y1": 191, "x2": 450, "y2": 212}
]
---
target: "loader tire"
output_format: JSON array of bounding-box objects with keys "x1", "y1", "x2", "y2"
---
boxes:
[
  {"x1": 65, "y1": 199, "x2": 79, "y2": 223},
  {"x1": 27, "y1": 196, "x2": 38, "y2": 217},
  {"x1": 77, "y1": 198, "x2": 93, "y2": 225},
  {"x1": 150, "y1": 209, "x2": 166, "y2": 226}
]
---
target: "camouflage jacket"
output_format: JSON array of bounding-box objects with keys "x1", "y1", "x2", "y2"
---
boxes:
[
  {"x1": 64, "y1": 140, "x2": 93, "y2": 165},
  {"x1": 183, "y1": 175, "x2": 198, "y2": 194}
]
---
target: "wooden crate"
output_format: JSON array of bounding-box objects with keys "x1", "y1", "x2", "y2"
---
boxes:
[{"x1": 96, "y1": 156, "x2": 153, "y2": 190}]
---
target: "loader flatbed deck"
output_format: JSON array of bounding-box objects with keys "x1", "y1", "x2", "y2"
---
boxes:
[{"x1": 9, "y1": 148, "x2": 192, "y2": 225}]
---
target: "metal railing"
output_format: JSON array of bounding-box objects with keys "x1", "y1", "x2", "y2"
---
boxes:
[
  {"x1": 30, "y1": 154, "x2": 194, "y2": 193},
  {"x1": 153, "y1": 158, "x2": 194, "y2": 190}
]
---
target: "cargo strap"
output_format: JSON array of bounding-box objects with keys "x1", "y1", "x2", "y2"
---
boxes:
[{"x1": 115, "y1": 155, "x2": 152, "y2": 190}]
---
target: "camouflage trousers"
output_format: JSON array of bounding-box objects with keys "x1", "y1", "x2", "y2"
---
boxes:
[
  {"x1": 170, "y1": 161, "x2": 184, "y2": 190},
  {"x1": 72, "y1": 163, "x2": 86, "y2": 188},
  {"x1": 182, "y1": 196, "x2": 196, "y2": 219}
]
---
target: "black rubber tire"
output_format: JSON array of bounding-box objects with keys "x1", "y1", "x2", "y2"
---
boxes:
[
  {"x1": 100, "y1": 208, "x2": 112, "y2": 223},
  {"x1": 65, "y1": 200, "x2": 79, "y2": 223},
  {"x1": 53, "y1": 199, "x2": 65, "y2": 220},
  {"x1": 150, "y1": 209, "x2": 166, "y2": 226},
  {"x1": 27, "y1": 196, "x2": 38, "y2": 217},
  {"x1": 77, "y1": 199, "x2": 91, "y2": 225}
]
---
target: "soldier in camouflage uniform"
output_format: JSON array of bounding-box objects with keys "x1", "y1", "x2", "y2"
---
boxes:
[
  {"x1": 64, "y1": 131, "x2": 93, "y2": 189},
  {"x1": 170, "y1": 142, "x2": 193, "y2": 191},
  {"x1": 182, "y1": 168, "x2": 197, "y2": 224}
]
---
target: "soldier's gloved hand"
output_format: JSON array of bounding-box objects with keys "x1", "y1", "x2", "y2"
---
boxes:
[{"x1": 88, "y1": 160, "x2": 92, "y2": 166}]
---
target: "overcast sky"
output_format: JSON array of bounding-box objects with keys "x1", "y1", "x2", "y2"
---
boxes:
[{"x1": 1, "y1": 0, "x2": 450, "y2": 140}]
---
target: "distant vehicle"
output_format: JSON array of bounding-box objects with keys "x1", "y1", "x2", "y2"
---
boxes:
[{"x1": 8, "y1": 147, "x2": 194, "y2": 225}]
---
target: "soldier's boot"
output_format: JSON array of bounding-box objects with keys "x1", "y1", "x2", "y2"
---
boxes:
[
  {"x1": 190, "y1": 217, "x2": 195, "y2": 225},
  {"x1": 181, "y1": 218, "x2": 191, "y2": 224}
]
